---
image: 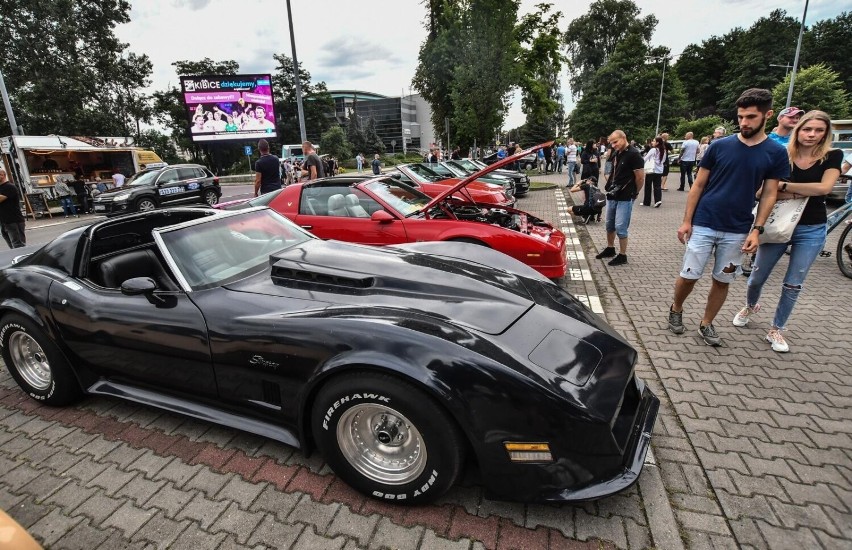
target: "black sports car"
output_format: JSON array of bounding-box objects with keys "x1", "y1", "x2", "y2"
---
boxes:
[{"x1": 0, "y1": 207, "x2": 658, "y2": 504}]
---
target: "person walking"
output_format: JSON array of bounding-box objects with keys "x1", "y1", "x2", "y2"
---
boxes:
[
  {"x1": 580, "y1": 139, "x2": 599, "y2": 181},
  {"x1": 595, "y1": 130, "x2": 644, "y2": 266},
  {"x1": 659, "y1": 133, "x2": 673, "y2": 191},
  {"x1": 732, "y1": 111, "x2": 842, "y2": 352},
  {"x1": 667, "y1": 88, "x2": 789, "y2": 346},
  {"x1": 301, "y1": 141, "x2": 325, "y2": 181},
  {"x1": 556, "y1": 142, "x2": 566, "y2": 174},
  {"x1": 678, "y1": 132, "x2": 700, "y2": 191},
  {"x1": 356, "y1": 152, "x2": 364, "y2": 173},
  {"x1": 565, "y1": 138, "x2": 578, "y2": 187},
  {"x1": 768, "y1": 106, "x2": 804, "y2": 146},
  {"x1": 71, "y1": 176, "x2": 89, "y2": 214},
  {"x1": 54, "y1": 178, "x2": 79, "y2": 218},
  {"x1": 641, "y1": 137, "x2": 665, "y2": 207},
  {"x1": 371, "y1": 154, "x2": 381, "y2": 175},
  {"x1": 0, "y1": 170, "x2": 26, "y2": 249},
  {"x1": 253, "y1": 139, "x2": 282, "y2": 196}
]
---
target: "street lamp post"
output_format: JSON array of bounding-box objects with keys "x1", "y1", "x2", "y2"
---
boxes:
[
  {"x1": 646, "y1": 56, "x2": 667, "y2": 137},
  {"x1": 786, "y1": 0, "x2": 809, "y2": 109},
  {"x1": 285, "y1": 0, "x2": 307, "y2": 143}
]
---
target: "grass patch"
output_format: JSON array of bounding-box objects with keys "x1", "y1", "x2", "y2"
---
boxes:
[{"x1": 530, "y1": 180, "x2": 558, "y2": 190}]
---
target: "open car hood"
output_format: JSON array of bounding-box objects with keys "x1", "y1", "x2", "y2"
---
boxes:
[{"x1": 422, "y1": 142, "x2": 551, "y2": 211}]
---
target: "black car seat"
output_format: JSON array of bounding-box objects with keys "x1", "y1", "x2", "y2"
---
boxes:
[
  {"x1": 327, "y1": 194, "x2": 348, "y2": 217},
  {"x1": 99, "y1": 249, "x2": 177, "y2": 290},
  {"x1": 344, "y1": 194, "x2": 369, "y2": 218}
]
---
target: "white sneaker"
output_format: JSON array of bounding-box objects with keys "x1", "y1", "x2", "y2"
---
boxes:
[
  {"x1": 733, "y1": 304, "x2": 760, "y2": 327},
  {"x1": 654, "y1": 201, "x2": 662, "y2": 208},
  {"x1": 765, "y1": 328, "x2": 789, "y2": 353}
]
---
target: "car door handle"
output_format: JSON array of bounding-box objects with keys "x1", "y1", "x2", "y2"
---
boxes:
[{"x1": 300, "y1": 225, "x2": 312, "y2": 229}]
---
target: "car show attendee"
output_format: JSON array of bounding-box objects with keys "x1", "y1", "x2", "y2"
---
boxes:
[
  {"x1": 0, "y1": 170, "x2": 26, "y2": 249},
  {"x1": 580, "y1": 139, "x2": 600, "y2": 180},
  {"x1": 112, "y1": 169, "x2": 125, "y2": 188},
  {"x1": 595, "y1": 130, "x2": 644, "y2": 266},
  {"x1": 566, "y1": 138, "x2": 578, "y2": 187},
  {"x1": 641, "y1": 137, "x2": 665, "y2": 207},
  {"x1": 659, "y1": 132, "x2": 673, "y2": 191},
  {"x1": 733, "y1": 110, "x2": 842, "y2": 353},
  {"x1": 253, "y1": 139, "x2": 282, "y2": 196},
  {"x1": 667, "y1": 88, "x2": 789, "y2": 346},
  {"x1": 678, "y1": 132, "x2": 700, "y2": 191},
  {"x1": 302, "y1": 141, "x2": 325, "y2": 181},
  {"x1": 54, "y1": 177, "x2": 79, "y2": 218},
  {"x1": 709, "y1": 126, "x2": 726, "y2": 143},
  {"x1": 71, "y1": 176, "x2": 90, "y2": 214},
  {"x1": 768, "y1": 106, "x2": 804, "y2": 146},
  {"x1": 372, "y1": 154, "x2": 381, "y2": 175},
  {"x1": 356, "y1": 152, "x2": 364, "y2": 173}
]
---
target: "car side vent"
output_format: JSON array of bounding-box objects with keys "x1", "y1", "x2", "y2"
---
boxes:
[{"x1": 270, "y1": 259, "x2": 375, "y2": 291}]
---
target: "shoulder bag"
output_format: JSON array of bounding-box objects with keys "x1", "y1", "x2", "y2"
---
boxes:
[{"x1": 752, "y1": 197, "x2": 809, "y2": 244}]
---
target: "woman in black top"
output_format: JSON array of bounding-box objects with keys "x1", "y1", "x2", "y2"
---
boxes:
[
  {"x1": 580, "y1": 140, "x2": 599, "y2": 180},
  {"x1": 732, "y1": 110, "x2": 843, "y2": 353}
]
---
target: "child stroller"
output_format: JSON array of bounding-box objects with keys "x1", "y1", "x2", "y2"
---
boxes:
[{"x1": 571, "y1": 176, "x2": 606, "y2": 223}]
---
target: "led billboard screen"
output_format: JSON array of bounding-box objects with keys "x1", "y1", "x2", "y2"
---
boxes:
[{"x1": 180, "y1": 74, "x2": 277, "y2": 142}]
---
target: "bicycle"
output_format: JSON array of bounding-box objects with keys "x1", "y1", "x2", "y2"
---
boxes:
[{"x1": 824, "y1": 196, "x2": 852, "y2": 279}]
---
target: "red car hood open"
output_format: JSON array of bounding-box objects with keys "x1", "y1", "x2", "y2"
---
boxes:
[{"x1": 423, "y1": 141, "x2": 552, "y2": 211}]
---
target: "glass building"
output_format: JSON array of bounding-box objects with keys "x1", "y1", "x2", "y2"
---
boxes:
[{"x1": 328, "y1": 90, "x2": 431, "y2": 153}]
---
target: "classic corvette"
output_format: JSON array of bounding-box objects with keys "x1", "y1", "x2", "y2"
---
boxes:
[
  {"x1": 217, "y1": 145, "x2": 568, "y2": 278},
  {"x1": 0, "y1": 206, "x2": 658, "y2": 504}
]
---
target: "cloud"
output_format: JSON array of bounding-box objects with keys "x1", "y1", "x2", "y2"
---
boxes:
[
  {"x1": 316, "y1": 36, "x2": 402, "y2": 70},
  {"x1": 173, "y1": 0, "x2": 213, "y2": 9}
]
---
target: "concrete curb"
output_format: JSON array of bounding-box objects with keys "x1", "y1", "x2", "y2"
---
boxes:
[{"x1": 559, "y1": 187, "x2": 685, "y2": 550}]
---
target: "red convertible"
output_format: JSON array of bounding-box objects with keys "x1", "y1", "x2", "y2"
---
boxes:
[{"x1": 218, "y1": 144, "x2": 566, "y2": 278}]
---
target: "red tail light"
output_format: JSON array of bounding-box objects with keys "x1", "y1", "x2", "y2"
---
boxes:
[{"x1": 213, "y1": 177, "x2": 220, "y2": 184}]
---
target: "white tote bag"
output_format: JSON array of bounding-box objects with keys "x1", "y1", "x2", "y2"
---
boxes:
[{"x1": 753, "y1": 197, "x2": 809, "y2": 244}]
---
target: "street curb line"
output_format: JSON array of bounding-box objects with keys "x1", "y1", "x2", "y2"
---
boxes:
[{"x1": 559, "y1": 187, "x2": 685, "y2": 550}]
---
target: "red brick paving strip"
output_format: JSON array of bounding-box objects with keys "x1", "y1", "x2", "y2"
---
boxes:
[{"x1": 0, "y1": 391, "x2": 620, "y2": 550}]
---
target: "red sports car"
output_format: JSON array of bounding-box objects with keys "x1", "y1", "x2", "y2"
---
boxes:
[
  {"x1": 388, "y1": 163, "x2": 515, "y2": 206},
  {"x1": 218, "y1": 144, "x2": 566, "y2": 278}
]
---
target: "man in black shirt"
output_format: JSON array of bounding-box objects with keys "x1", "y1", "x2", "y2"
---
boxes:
[
  {"x1": 302, "y1": 141, "x2": 325, "y2": 181},
  {"x1": 254, "y1": 139, "x2": 282, "y2": 196},
  {"x1": 596, "y1": 130, "x2": 644, "y2": 266},
  {"x1": 0, "y1": 170, "x2": 26, "y2": 249}
]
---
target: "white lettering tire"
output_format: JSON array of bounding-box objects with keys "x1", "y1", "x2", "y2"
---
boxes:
[
  {"x1": 0, "y1": 314, "x2": 82, "y2": 406},
  {"x1": 312, "y1": 372, "x2": 464, "y2": 505}
]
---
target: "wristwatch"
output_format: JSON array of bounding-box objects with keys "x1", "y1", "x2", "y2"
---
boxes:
[
  {"x1": 780, "y1": 182, "x2": 788, "y2": 192},
  {"x1": 752, "y1": 225, "x2": 765, "y2": 234}
]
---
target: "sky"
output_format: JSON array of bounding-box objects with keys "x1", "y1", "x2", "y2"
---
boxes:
[{"x1": 118, "y1": 0, "x2": 843, "y2": 131}]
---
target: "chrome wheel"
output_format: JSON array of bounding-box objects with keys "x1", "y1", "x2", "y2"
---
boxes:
[
  {"x1": 336, "y1": 404, "x2": 427, "y2": 485},
  {"x1": 8, "y1": 332, "x2": 52, "y2": 391},
  {"x1": 204, "y1": 190, "x2": 218, "y2": 205},
  {"x1": 137, "y1": 199, "x2": 156, "y2": 211}
]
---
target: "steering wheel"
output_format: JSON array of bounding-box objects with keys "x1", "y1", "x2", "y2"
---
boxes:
[{"x1": 259, "y1": 236, "x2": 287, "y2": 255}]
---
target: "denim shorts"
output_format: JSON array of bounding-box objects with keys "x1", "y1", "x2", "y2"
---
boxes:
[{"x1": 679, "y1": 225, "x2": 747, "y2": 283}]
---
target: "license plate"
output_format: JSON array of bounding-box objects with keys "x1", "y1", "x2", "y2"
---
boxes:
[{"x1": 94, "y1": 205, "x2": 106, "y2": 212}]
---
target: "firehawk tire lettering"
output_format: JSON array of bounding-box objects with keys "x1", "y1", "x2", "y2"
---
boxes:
[{"x1": 312, "y1": 373, "x2": 463, "y2": 505}]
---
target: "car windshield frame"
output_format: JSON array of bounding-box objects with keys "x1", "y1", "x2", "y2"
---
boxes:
[
  {"x1": 404, "y1": 164, "x2": 444, "y2": 182},
  {"x1": 154, "y1": 207, "x2": 316, "y2": 292},
  {"x1": 363, "y1": 178, "x2": 432, "y2": 217},
  {"x1": 126, "y1": 170, "x2": 161, "y2": 187}
]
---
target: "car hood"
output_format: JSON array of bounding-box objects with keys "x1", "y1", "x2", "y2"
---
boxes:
[
  {"x1": 423, "y1": 142, "x2": 551, "y2": 210},
  {"x1": 223, "y1": 239, "x2": 535, "y2": 335}
]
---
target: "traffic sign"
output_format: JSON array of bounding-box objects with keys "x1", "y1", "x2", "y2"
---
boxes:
[{"x1": 244, "y1": 146, "x2": 252, "y2": 156}]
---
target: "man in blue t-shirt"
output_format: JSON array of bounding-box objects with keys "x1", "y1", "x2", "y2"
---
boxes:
[
  {"x1": 767, "y1": 106, "x2": 803, "y2": 146},
  {"x1": 668, "y1": 88, "x2": 789, "y2": 346},
  {"x1": 253, "y1": 139, "x2": 282, "y2": 196}
]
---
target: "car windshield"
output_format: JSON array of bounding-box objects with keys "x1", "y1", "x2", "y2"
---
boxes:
[
  {"x1": 439, "y1": 163, "x2": 466, "y2": 177},
  {"x1": 247, "y1": 188, "x2": 284, "y2": 207},
  {"x1": 455, "y1": 159, "x2": 480, "y2": 171},
  {"x1": 405, "y1": 164, "x2": 443, "y2": 182},
  {"x1": 157, "y1": 209, "x2": 315, "y2": 290},
  {"x1": 364, "y1": 179, "x2": 431, "y2": 217},
  {"x1": 126, "y1": 170, "x2": 160, "y2": 186}
]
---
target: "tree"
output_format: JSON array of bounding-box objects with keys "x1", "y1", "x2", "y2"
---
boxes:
[
  {"x1": 134, "y1": 129, "x2": 181, "y2": 165},
  {"x1": 563, "y1": 0, "x2": 657, "y2": 98},
  {"x1": 271, "y1": 54, "x2": 334, "y2": 144},
  {"x1": 770, "y1": 64, "x2": 851, "y2": 125},
  {"x1": 0, "y1": 0, "x2": 152, "y2": 136},
  {"x1": 363, "y1": 118, "x2": 385, "y2": 154},
  {"x1": 802, "y1": 12, "x2": 852, "y2": 92},
  {"x1": 716, "y1": 10, "x2": 799, "y2": 118},
  {"x1": 345, "y1": 114, "x2": 367, "y2": 156},
  {"x1": 672, "y1": 33, "x2": 740, "y2": 117},
  {"x1": 320, "y1": 126, "x2": 352, "y2": 161},
  {"x1": 516, "y1": 4, "x2": 564, "y2": 123},
  {"x1": 569, "y1": 35, "x2": 687, "y2": 142},
  {"x1": 673, "y1": 116, "x2": 734, "y2": 142}
]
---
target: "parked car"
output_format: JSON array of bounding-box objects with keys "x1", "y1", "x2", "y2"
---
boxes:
[
  {"x1": 389, "y1": 164, "x2": 515, "y2": 206},
  {"x1": 92, "y1": 164, "x2": 221, "y2": 215},
  {"x1": 217, "y1": 146, "x2": 567, "y2": 278},
  {"x1": 0, "y1": 205, "x2": 658, "y2": 504},
  {"x1": 482, "y1": 151, "x2": 538, "y2": 171},
  {"x1": 829, "y1": 141, "x2": 852, "y2": 202},
  {"x1": 454, "y1": 158, "x2": 531, "y2": 196},
  {"x1": 421, "y1": 161, "x2": 516, "y2": 195}
]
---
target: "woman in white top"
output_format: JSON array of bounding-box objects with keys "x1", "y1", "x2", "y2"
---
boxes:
[{"x1": 641, "y1": 137, "x2": 666, "y2": 207}]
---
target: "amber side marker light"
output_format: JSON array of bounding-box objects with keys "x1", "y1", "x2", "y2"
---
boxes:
[{"x1": 504, "y1": 442, "x2": 554, "y2": 462}]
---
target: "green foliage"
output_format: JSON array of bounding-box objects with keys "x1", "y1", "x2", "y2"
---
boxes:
[
  {"x1": 363, "y1": 118, "x2": 385, "y2": 154},
  {"x1": 563, "y1": 0, "x2": 657, "y2": 98},
  {"x1": 0, "y1": 0, "x2": 152, "y2": 136},
  {"x1": 770, "y1": 64, "x2": 852, "y2": 125},
  {"x1": 134, "y1": 129, "x2": 181, "y2": 164},
  {"x1": 716, "y1": 10, "x2": 800, "y2": 118},
  {"x1": 345, "y1": 115, "x2": 367, "y2": 156},
  {"x1": 516, "y1": 4, "x2": 564, "y2": 124},
  {"x1": 802, "y1": 12, "x2": 852, "y2": 92},
  {"x1": 271, "y1": 54, "x2": 334, "y2": 144},
  {"x1": 519, "y1": 117, "x2": 554, "y2": 145},
  {"x1": 320, "y1": 126, "x2": 352, "y2": 161},
  {"x1": 672, "y1": 34, "x2": 739, "y2": 117},
  {"x1": 673, "y1": 116, "x2": 734, "y2": 142}
]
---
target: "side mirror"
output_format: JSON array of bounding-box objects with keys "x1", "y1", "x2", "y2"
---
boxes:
[
  {"x1": 371, "y1": 210, "x2": 395, "y2": 223},
  {"x1": 121, "y1": 277, "x2": 157, "y2": 295}
]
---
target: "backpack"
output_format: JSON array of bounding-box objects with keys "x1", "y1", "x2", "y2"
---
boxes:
[{"x1": 587, "y1": 185, "x2": 606, "y2": 209}]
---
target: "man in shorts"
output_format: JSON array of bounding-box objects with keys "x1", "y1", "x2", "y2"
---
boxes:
[{"x1": 667, "y1": 88, "x2": 789, "y2": 346}]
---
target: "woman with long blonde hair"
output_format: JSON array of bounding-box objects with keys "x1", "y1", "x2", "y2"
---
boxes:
[{"x1": 732, "y1": 110, "x2": 843, "y2": 352}]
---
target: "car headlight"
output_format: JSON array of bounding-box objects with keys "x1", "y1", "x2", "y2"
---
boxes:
[{"x1": 112, "y1": 193, "x2": 132, "y2": 201}]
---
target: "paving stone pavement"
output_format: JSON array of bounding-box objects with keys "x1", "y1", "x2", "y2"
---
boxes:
[
  {"x1": 559, "y1": 177, "x2": 851, "y2": 549},
  {"x1": 0, "y1": 173, "x2": 847, "y2": 549}
]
